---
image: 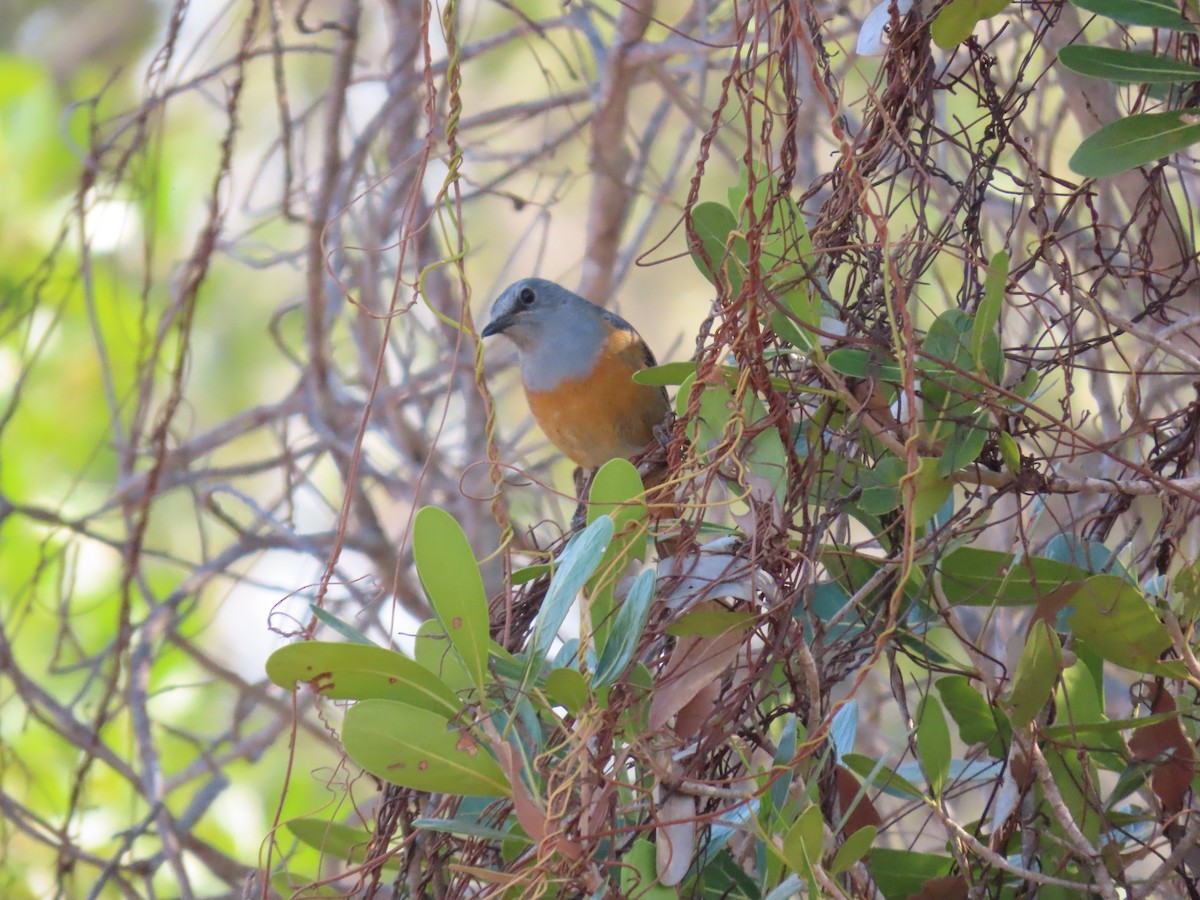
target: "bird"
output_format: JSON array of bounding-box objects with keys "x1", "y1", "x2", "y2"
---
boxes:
[{"x1": 480, "y1": 277, "x2": 671, "y2": 470}]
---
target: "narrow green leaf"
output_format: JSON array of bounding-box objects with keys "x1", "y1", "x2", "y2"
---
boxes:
[
  {"x1": 1008, "y1": 619, "x2": 1063, "y2": 727},
  {"x1": 525, "y1": 516, "x2": 614, "y2": 680},
  {"x1": 916, "y1": 695, "x2": 952, "y2": 796},
  {"x1": 1059, "y1": 46, "x2": 1200, "y2": 83},
  {"x1": 830, "y1": 825, "x2": 877, "y2": 875},
  {"x1": 939, "y1": 547, "x2": 1089, "y2": 606},
  {"x1": 842, "y1": 753, "x2": 925, "y2": 800},
  {"x1": 413, "y1": 506, "x2": 490, "y2": 693},
  {"x1": 266, "y1": 641, "x2": 461, "y2": 717},
  {"x1": 593, "y1": 569, "x2": 656, "y2": 687},
  {"x1": 972, "y1": 251, "x2": 1009, "y2": 367},
  {"x1": 633, "y1": 361, "x2": 696, "y2": 386},
  {"x1": 587, "y1": 459, "x2": 648, "y2": 650},
  {"x1": 512, "y1": 563, "x2": 550, "y2": 585},
  {"x1": 826, "y1": 348, "x2": 902, "y2": 380},
  {"x1": 412, "y1": 817, "x2": 532, "y2": 843},
  {"x1": 308, "y1": 604, "x2": 375, "y2": 645},
  {"x1": 998, "y1": 432, "x2": 1021, "y2": 474},
  {"x1": 1070, "y1": 0, "x2": 1196, "y2": 30},
  {"x1": 342, "y1": 700, "x2": 509, "y2": 796},
  {"x1": 1070, "y1": 110, "x2": 1200, "y2": 177},
  {"x1": 770, "y1": 715, "x2": 799, "y2": 815}
]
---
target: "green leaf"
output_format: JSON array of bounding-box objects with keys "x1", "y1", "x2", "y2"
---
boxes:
[
  {"x1": 842, "y1": 753, "x2": 924, "y2": 800},
  {"x1": 266, "y1": 641, "x2": 461, "y2": 717},
  {"x1": 1042, "y1": 704, "x2": 1195, "y2": 740},
  {"x1": 1008, "y1": 619, "x2": 1063, "y2": 727},
  {"x1": 414, "y1": 619, "x2": 475, "y2": 694},
  {"x1": 677, "y1": 371, "x2": 788, "y2": 502},
  {"x1": 588, "y1": 459, "x2": 648, "y2": 650},
  {"x1": 512, "y1": 563, "x2": 550, "y2": 585},
  {"x1": 905, "y1": 457, "x2": 953, "y2": 528},
  {"x1": 866, "y1": 849, "x2": 954, "y2": 898},
  {"x1": 939, "y1": 547, "x2": 1088, "y2": 606},
  {"x1": 593, "y1": 569, "x2": 656, "y2": 688},
  {"x1": 620, "y1": 838, "x2": 676, "y2": 899},
  {"x1": 286, "y1": 818, "x2": 401, "y2": 871},
  {"x1": 1047, "y1": 657, "x2": 1120, "y2": 751},
  {"x1": 634, "y1": 361, "x2": 696, "y2": 386},
  {"x1": 972, "y1": 251, "x2": 1009, "y2": 366},
  {"x1": 1070, "y1": 0, "x2": 1197, "y2": 29},
  {"x1": 413, "y1": 506, "x2": 490, "y2": 693},
  {"x1": 924, "y1": 307, "x2": 1003, "y2": 383},
  {"x1": 1059, "y1": 46, "x2": 1200, "y2": 83},
  {"x1": 1070, "y1": 110, "x2": 1200, "y2": 177},
  {"x1": 341, "y1": 700, "x2": 509, "y2": 796},
  {"x1": 826, "y1": 348, "x2": 902, "y2": 381},
  {"x1": 998, "y1": 432, "x2": 1021, "y2": 474},
  {"x1": 830, "y1": 825, "x2": 877, "y2": 875},
  {"x1": 916, "y1": 695, "x2": 951, "y2": 796},
  {"x1": 770, "y1": 715, "x2": 799, "y2": 814},
  {"x1": 690, "y1": 201, "x2": 745, "y2": 292},
  {"x1": 665, "y1": 607, "x2": 759, "y2": 637},
  {"x1": 1172, "y1": 559, "x2": 1200, "y2": 622},
  {"x1": 307, "y1": 604, "x2": 375, "y2": 645},
  {"x1": 771, "y1": 306, "x2": 816, "y2": 351},
  {"x1": 936, "y1": 676, "x2": 1007, "y2": 756},
  {"x1": 695, "y1": 850, "x2": 762, "y2": 899},
  {"x1": 412, "y1": 816, "x2": 532, "y2": 843},
  {"x1": 544, "y1": 667, "x2": 589, "y2": 715},
  {"x1": 932, "y1": 0, "x2": 1010, "y2": 48},
  {"x1": 782, "y1": 805, "x2": 825, "y2": 875},
  {"x1": 936, "y1": 416, "x2": 989, "y2": 477},
  {"x1": 857, "y1": 457, "x2": 906, "y2": 516},
  {"x1": 524, "y1": 516, "x2": 614, "y2": 683},
  {"x1": 1066, "y1": 575, "x2": 1176, "y2": 674}
]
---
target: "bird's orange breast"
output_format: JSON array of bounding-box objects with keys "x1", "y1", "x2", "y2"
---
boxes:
[{"x1": 525, "y1": 328, "x2": 669, "y2": 469}]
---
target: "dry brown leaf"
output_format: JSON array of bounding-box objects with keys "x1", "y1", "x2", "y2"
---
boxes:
[
  {"x1": 1130, "y1": 684, "x2": 1196, "y2": 817},
  {"x1": 656, "y1": 793, "x2": 696, "y2": 887},
  {"x1": 911, "y1": 875, "x2": 969, "y2": 899},
  {"x1": 648, "y1": 623, "x2": 746, "y2": 731},
  {"x1": 835, "y1": 764, "x2": 882, "y2": 837}
]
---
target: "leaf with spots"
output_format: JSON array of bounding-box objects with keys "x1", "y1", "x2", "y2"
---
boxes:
[
  {"x1": 413, "y1": 506, "x2": 490, "y2": 694},
  {"x1": 342, "y1": 700, "x2": 509, "y2": 797},
  {"x1": 266, "y1": 641, "x2": 461, "y2": 718}
]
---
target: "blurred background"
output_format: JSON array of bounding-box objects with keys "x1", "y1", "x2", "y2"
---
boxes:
[{"x1": 2, "y1": 0, "x2": 1197, "y2": 896}]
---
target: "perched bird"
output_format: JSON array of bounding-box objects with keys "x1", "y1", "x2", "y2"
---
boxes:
[{"x1": 480, "y1": 277, "x2": 671, "y2": 469}]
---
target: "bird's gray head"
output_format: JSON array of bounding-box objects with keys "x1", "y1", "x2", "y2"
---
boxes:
[
  {"x1": 480, "y1": 278, "x2": 594, "y2": 353},
  {"x1": 480, "y1": 277, "x2": 613, "y2": 389}
]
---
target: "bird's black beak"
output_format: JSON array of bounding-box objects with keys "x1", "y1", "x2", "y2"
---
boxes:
[{"x1": 480, "y1": 315, "x2": 511, "y2": 338}]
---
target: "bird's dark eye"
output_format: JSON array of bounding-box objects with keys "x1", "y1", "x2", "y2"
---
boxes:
[{"x1": 518, "y1": 286, "x2": 535, "y2": 306}]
